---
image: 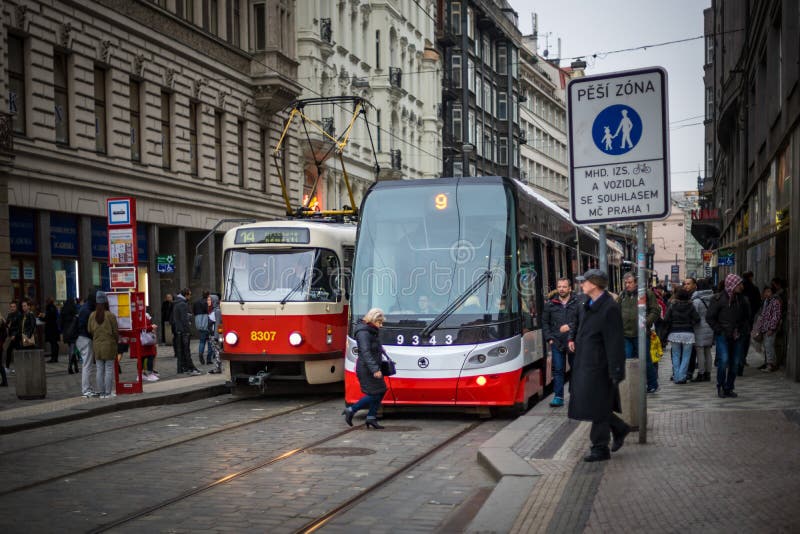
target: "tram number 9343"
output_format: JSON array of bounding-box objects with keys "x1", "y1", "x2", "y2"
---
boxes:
[
  {"x1": 396, "y1": 334, "x2": 454, "y2": 346},
  {"x1": 251, "y1": 331, "x2": 277, "y2": 342}
]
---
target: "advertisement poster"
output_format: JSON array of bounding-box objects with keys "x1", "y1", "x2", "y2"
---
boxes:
[
  {"x1": 108, "y1": 292, "x2": 132, "y2": 330},
  {"x1": 56, "y1": 270, "x2": 67, "y2": 301},
  {"x1": 108, "y1": 228, "x2": 135, "y2": 265}
]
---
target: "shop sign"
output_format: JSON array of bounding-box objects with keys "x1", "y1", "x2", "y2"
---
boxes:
[
  {"x1": 23, "y1": 263, "x2": 36, "y2": 279},
  {"x1": 110, "y1": 266, "x2": 137, "y2": 290},
  {"x1": 56, "y1": 270, "x2": 68, "y2": 301},
  {"x1": 10, "y1": 265, "x2": 20, "y2": 280},
  {"x1": 50, "y1": 213, "x2": 79, "y2": 257},
  {"x1": 92, "y1": 218, "x2": 109, "y2": 258},
  {"x1": 702, "y1": 250, "x2": 713, "y2": 263},
  {"x1": 10, "y1": 208, "x2": 35, "y2": 254}
]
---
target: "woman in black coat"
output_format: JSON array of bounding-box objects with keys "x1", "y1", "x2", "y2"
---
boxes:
[
  {"x1": 342, "y1": 308, "x2": 388, "y2": 429},
  {"x1": 59, "y1": 298, "x2": 80, "y2": 373},
  {"x1": 568, "y1": 270, "x2": 629, "y2": 462}
]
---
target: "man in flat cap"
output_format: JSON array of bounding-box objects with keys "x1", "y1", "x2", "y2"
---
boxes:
[{"x1": 569, "y1": 269, "x2": 630, "y2": 462}]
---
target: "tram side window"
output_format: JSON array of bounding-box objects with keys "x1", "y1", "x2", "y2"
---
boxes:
[
  {"x1": 519, "y1": 238, "x2": 540, "y2": 330},
  {"x1": 310, "y1": 250, "x2": 340, "y2": 302}
]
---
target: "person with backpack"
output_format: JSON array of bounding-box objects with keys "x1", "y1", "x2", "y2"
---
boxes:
[
  {"x1": 688, "y1": 278, "x2": 714, "y2": 382},
  {"x1": 662, "y1": 288, "x2": 700, "y2": 384}
]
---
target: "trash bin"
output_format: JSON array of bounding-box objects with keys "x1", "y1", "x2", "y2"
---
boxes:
[{"x1": 16, "y1": 349, "x2": 47, "y2": 400}]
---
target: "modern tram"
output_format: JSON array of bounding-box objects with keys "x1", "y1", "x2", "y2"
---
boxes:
[
  {"x1": 219, "y1": 220, "x2": 356, "y2": 394},
  {"x1": 345, "y1": 175, "x2": 621, "y2": 412}
]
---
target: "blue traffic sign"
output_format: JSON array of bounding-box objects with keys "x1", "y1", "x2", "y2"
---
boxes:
[{"x1": 592, "y1": 104, "x2": 643, "y2": 156}]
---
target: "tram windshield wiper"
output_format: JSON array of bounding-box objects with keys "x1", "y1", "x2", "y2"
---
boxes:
[
  {"x1": 419, "y1": 269, "x2": 492, "y2": 339},
  {"x1": 228, "y1": 274, "x2": 245, "y2": 305},
  {"x1": 280, "y1": 274, "x2": 307, "y2": 305}
]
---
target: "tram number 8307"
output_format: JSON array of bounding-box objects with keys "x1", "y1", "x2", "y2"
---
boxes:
[
  {"x1": 396, "y1": 334, "x2": 454, "y2": 346},
  {"x1": 251, "y1": 331, "x2": 277, "y2": 341}
]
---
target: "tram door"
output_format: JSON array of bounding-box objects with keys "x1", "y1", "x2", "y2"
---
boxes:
[{"x1": 519, "y1": 236, "x2": 546, "y2": 367}]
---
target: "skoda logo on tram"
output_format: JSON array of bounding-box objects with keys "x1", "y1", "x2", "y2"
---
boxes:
[{"x1": 417, "y1": 357, "x2": 430, "y2": 369}]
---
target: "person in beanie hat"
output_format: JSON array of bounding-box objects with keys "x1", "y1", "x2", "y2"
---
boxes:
[
  {"x1": 706, "y1": 273, "x2": 751, "y2": 398},
  {"x1": 89, "y1": 291, "x2": 119, "y2": 398}
]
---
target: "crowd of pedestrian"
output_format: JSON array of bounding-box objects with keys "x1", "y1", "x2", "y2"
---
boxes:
[
  {"x1": 0, "y1": 286, "x2": 223, "y2": 396},
  {"x1": 538, "y1": 267, "x2": 788, "y2": 463}
]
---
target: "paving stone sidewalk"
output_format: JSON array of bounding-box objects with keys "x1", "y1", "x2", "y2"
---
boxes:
[
  {"x1": 0, "y1": 341, "x2": 227, "y2": 427},
  {"x1": 471, "y1": 355, "x2": 800, "y2": 533}
]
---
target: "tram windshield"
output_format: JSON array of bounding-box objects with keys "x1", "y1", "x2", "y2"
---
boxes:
[
  {"x1": 352, "y1": 180, "x2": 518, "y2": 344},
  {"x1": 223, "y1": 248, "x2": 341, "y2": 303}
]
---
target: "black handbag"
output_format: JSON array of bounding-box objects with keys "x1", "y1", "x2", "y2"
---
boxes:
[{"x1": 380, "y1": 352, "x2": 397, "y2": 376}]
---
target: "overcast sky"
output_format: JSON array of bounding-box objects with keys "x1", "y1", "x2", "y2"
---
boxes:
[{"x1": 508, "y1": 0, "x2": 708, "y2": 192}]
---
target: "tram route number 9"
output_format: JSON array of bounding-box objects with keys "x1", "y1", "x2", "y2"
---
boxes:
[
  {"x1": 251, "y1": 331, "x2": 277, "y2": 341},
  {"x1": 396, "y1": 334, "x2": 453, "y2": 345}
]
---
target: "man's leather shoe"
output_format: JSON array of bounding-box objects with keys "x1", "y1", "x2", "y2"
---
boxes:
[
  {"x1": 583, "y1": 450, "x2": 610, "y2": 462},
  {"x1": 611, "y1": 426, "x2": 631, "y2": 452}
]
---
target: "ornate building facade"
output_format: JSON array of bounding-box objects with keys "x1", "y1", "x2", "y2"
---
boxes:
[{"x1": 1, "y1": 0, "x2": 302, "y2": 325}]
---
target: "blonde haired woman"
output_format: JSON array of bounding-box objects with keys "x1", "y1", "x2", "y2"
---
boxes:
[{"x1": 342, "y1": 308, "x2": 387, "y2": 429}]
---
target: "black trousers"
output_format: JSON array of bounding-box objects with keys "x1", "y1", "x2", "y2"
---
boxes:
[
  {"x1": 589, "y1": 412, "x2": 629, "y2": 453},
  {"x1": 177, "y1": 333, "x2": 195, "y2": 373}
]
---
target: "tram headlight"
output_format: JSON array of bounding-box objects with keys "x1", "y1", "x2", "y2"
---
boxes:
[
  {"x1": 224, "y1": 331, "x2": 239, "y2": 346},
  {"x1": 289, "y1": 331, "x2": 304, "y2": 346}
]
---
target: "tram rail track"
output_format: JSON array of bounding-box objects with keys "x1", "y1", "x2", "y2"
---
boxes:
[
  {"x1": 0, "y1": 395, "x2": 245, "y2": 456},
  {"x1": 0, "y1": 397, "x2": 335, "y2": 497},
  {"x1": 87, "y1": 418, "x2": 485, "y2": 534}
]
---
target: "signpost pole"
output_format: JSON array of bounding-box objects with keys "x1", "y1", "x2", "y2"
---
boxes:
[
  {"x1": 637, "y1": 222, "x2": 647, "y2": 444},
  {"x1": 598, "y1": 225, "x2": 607, "y2": 273}
]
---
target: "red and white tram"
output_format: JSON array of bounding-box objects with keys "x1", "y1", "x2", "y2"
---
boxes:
[
  {"x1": 345, "y1": 176, "x2": 619, "y2": 412},
  {"x1": 220, "y1": 220, "x2": 356, "y2": 394}
]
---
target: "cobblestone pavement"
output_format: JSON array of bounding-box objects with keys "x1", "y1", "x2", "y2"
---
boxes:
[
  {"x1": 0, "y1": 392, "x2": 503, "y2": 534},
  {"x1": 509, "y1": 354, "x2": 800, "y2": 534}
]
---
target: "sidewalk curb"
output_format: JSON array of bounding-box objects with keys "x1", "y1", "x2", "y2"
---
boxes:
[
  {"x1": 468, "y1": 415, "x2": 545, "y2": 534},
  {"x1": 0, "y1": 383, "x2": 230, "y2": 434}
]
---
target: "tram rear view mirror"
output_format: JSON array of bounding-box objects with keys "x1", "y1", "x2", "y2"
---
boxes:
[{"x1": 193, "y1": 255, "x2": 203, "y2": 279}]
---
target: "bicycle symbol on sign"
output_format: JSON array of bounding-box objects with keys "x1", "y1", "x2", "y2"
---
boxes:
[{"x1": 632, "y1": 163, "x2": 652, "y2": 175}]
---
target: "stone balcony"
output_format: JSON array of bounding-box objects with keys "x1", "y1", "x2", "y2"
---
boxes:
[{"x1": 251, "y1": 50, "x2": 303, "y2": 115}]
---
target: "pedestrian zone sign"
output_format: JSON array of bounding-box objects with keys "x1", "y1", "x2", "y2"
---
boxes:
[{"x1": 567, "y1": 67, "x2": 670, "y2": 224}]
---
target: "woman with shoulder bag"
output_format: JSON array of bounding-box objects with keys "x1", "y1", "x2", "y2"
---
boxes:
[
  {"x1": 342, "y1": 308, "x2": 388, "y2": 429},
  {"x1": 19, "y1": 299, "x2": 37, "y2": 348},
  {"x1": 88, "y1": 291, "x2": 119, "y2": 399}
]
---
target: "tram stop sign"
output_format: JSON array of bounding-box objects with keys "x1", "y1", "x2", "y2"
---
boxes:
[{"x1": 567, "y1": 67, "x2": 670, "y2": 224}]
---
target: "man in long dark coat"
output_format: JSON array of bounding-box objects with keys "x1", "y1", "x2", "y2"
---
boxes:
[{"x1": 568, "y1": 269, "x2": 630, "y2": 462}]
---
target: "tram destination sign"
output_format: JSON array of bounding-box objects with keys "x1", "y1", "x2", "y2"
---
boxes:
[
  {"x1": 567, "y1": 67, "x2": 670, "y2": 224},
  {"x1": 235, "y1": 227, "x2": 310, "y2": 245}
]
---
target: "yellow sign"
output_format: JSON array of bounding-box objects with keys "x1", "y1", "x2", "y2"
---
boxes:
[
  {"x1": 250, "y1": 331, "x2": 277, "y2": 342},
  {"x1": 56, "y1": 270, "x2": 67, "y2": 302},
  {"x1": 435, "y1": 193, "x2": 448, "y2": 210}
]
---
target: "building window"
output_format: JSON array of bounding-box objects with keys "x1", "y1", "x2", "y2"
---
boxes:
[
  {"x1": 706, "y1": 142, "x2": 713, "y2": 176},
  {"x1": 453, "y1": 161, "x2": 463, "y2": 177},
  {"x1": 281, "y1": 135, "x2": 290, "y2": 187},
  {"x1": 260, "y1": 127, "x2": 268, "y2": 192},
  {"x1": 452, "y1": 104, "x2": 462, "y2": 142},
  {"x1": 705, "y1": 86, "x2": 713, "y2": 120},
  {"x1": 497, "y1": 44, "x2": 507, "y2": 75},
  {"x1": 254, "y1": 2, "x2": 265, "y2": 50},
  {"x1": 375, "y1": 31, "x2": 381, "y2": 69},
  {"x1": 94, "y1": 68, "x2": 107, "y2": 154},
  {"x1": 705, "y1": 35, "x2": 714, "y2": 65},
  {"x1": 7, "y1": 35, "x2": 26, "y2": 135},
  {"x1": 176, "y1": 0, "x2": 184, "y2": 18},
  {"x1": 452, "y1": 54, "x2": 461, "y2": 88},
  {"x1": 54, "y1": 51, "x2": 70, "y2": 144},
  {"x1": 451, "y1": 2, "x2": 461, "y2": 35},
  {"x1": 189, "y1": 102, "x2": 199, "y2": 175},
  {"x1": 215, "y1": 111, "x2": 223, "y2": 181},
  {"x1": 468, "y1": 110, "x2": 475, "y2": 145},
  {"x1": 468, "y1": 58, "x2": 475, "y2": 92},
  {"x1": 130, "y1": 80, "x2": 141, "y2": 161},
  {"x1": 186, "y1": 0, "x2": 194, "y2": 22},
  {"x1": 466, "y1": 6, "x2": 474, "y2": 40},
  {"x1": 497, "y1": 92, "x2": 507, "y2": 120},
  {"x1": 237, "y1": 119, "x2": 245, "y2": 186},
  {"x1": 511, "y1": 47, "x2": 518, "y2": 79},
  {"x1": 161, "y1": 92, "x2": 171, "y2": 169}
]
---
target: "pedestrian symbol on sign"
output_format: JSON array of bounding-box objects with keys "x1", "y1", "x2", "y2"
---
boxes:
[{"x1": 592, "y1": 104, "x2": 642, "y2": 156}]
